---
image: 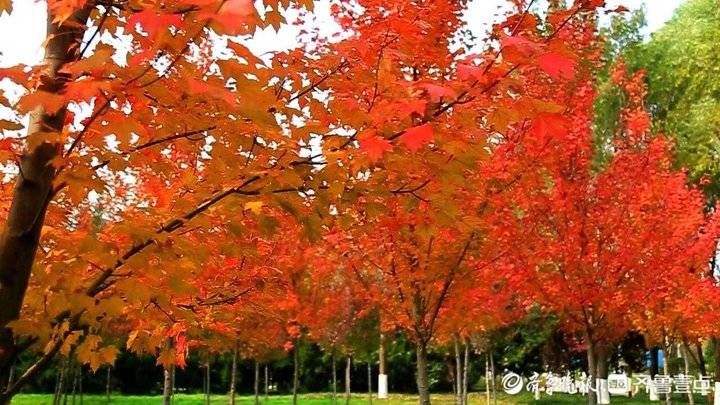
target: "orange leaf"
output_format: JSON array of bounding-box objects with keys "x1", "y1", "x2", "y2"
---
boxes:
[{"x1": 359, "y1": 133, "x2": 392, "y2": 162}]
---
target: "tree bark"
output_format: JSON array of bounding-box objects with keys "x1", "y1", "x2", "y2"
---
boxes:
[
  {"x1": 69, "y1": 361, "x2": 78, "y2": 405},
  {"x1": 415, "y1": 341, "x2": 431, "y2": 405},
  {"x1": 379, "y1": 334, "x2": 386, "y2": 375},
  {"x1": 78, "y1": 366, "x2": 83, "y2": 405},
  {"x1": 332, "y1": 352, "x2": 337, "y2": 404},
  {"x1": 696, "y1": 342, "x2": 706, "y2": 376},
  {"x1": 293, "y1": 345, "x2": 299, "y2": 405},
  {"x1": 662, "y1": 345, "x2": 670, "y2": 405},
  {"x1": 378, "y1": 333, "x2": 387, "y2": 400},
  {"x1": 54, "y1": 357, "x2": 70, "y2": 405},
  {"x1": 682, "y1": 344, "x2": 695, "y2": 405},
  {"x1": 163, "y1": 366, "x2": 173, "y2": 405},
  {"x1": 229, "y1": 347, "x2": 237, "y2": 405},
  {"x1": 254, "y1": 360, "x2": 260, "y2": 405},
  {"x1": 462, "y1": 340, "x2": 469, "y2": 405},
  {"x1": 3, "y1": 362, "x2": 14, "y2": 395},
  {"x1": 0, "y1": 6, "x2": 92, "y2": 397},
  {"x1": 105, "y1": 366, "x2": 111, "y2": 403},
  {"x1": 489, "y1": 351, "x2": 496, "y2": 405},
  {"x1": 345, "y1": 355, "x2": 352, "y2": 405},
  {"x1": 587, "y1": 343, "x2": 598, "y2": 405},
  {"x1": 205, "y1": 361, "x2": 211, "y2": 405},
  {"x1": 596, "y1": 346, "x2": 610, "y2": 405},
  {"x1": 367, "y1": 360, "x2": 372, "y2": 405},
  {"x1": 454, "y1": 338, "x2": 462, "y2": 405},
  {"x1": 264, "y1": 364, "x2": 269, "y2": 402}
]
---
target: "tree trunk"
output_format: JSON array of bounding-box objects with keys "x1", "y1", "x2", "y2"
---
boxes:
[
  {"x1": 345, "y1": 355, "x2": 352, "y2": 405},
  {"x1": 162, "y1": 366, "x2": 172, "y2": 405},
  {"x1": 587, "y1": 343, "x2": 598, "y2": 405},
  {"x1": 54, "y1": 357, "x2": 70, "y2": 405},
  {"x1": 332, "y1": 352, "x2": 337, "y2": 404},
  {"x1": 596, "y1": 346, "x2": 610, "y2": 405},
  {"x1": 205, "y1": 361, "x2": 211, "y2": 405},
  {"x1": 78, "y1": 366, "x2": 83, "y2": 405},
  {"x1": 415, "y1": 341, "x2": 431, "y2": 405},
  {"x1": 696, "y1": 342, "x2": 707, "y2": 376},
  {"x1": 293, "y1": 346, "x2": 299, "y2": 405},
  {"x1": 662, "y1": 345, "x2": 671, "y2": 405},
  {"x1": 378, "y1": 333, "x2": 388, "y2": 400},
  {"x1": 0, "y1": 6, "x2": 93, "y2": 400},
  {"x1": 484, "y1": 354, "x2": 490, "y2": 405},
  {"x1": 462, "y1": 340, "x2": 469, "y2": 405},
  {"x1": 4, "y1": 362, "x2": 14, "y2": 393},
  {"x1": 367, "y1": 360, "x2": 372, "y2": 405},
  {"x1": 714, "y1": 339, "x2": 720, "y2": 405},
  {"x1": 254, "y1": 360, "x2": 260, "y2": 405},
  {"x1": 489, "y1": 351, "x2": 496, "y2": 405},
  {"x1": 171, "y1": 366, "x2": 175, "y2": 405},
  {"x1": 264, "y1": 364, "x2": 269, "y2": 402},
  {"x1": 52, "y1": 363, "x2": 61, "y2": 405},
  {"x1": 454, "y1": 338, "x2": 462, "y2": 405},
  {"x1": 682, "y1": 344, "x2": 695, "y2": 405},
  {"x1": 229, "y1": 347, "x2": 237, "y2": 405},
  {"x1": 69, "y1": 361, "x2": 78, "y2": 405},
  {"x1": 105, "y1": 366, "x2": 111, "y2": 403}
]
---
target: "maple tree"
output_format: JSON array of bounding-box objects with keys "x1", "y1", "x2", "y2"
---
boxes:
[{"x1": 496, "y1": 56, "x2": 719, "y2": 405}]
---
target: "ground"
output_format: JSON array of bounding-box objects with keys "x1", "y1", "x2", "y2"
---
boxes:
[{"x1": 10, "y1": 392, "x2": 708, "y2": 404}]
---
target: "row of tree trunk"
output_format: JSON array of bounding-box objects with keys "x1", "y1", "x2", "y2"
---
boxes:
[
  {"x1": 452, "y1": 337, "x2": 470, "y2": 405},
  {"x1": 51, "y1": 357, "x2": 84, "y2": 405},
  {"x1": 161, "y1": 348, "x2": 379, "y2": 405}
]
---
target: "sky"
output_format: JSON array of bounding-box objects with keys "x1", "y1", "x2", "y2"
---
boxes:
[{"x1": 0, "y1": 0, "x2": 687, "y2": 67}]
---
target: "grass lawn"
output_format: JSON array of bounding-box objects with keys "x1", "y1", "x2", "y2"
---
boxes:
[{"x1": 10, "y1": 392, "x2": 710, "y2": 404}]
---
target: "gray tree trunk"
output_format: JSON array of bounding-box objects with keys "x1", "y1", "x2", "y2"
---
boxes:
[
  {"x1": 264, "y1": 364, "x2": 269, "y2": 402},
  {"x1": 662, "y1": 345, "x2": 670, "y2": 405},
  {"x1": 105, "y1": 366, "x2": 111, "y2": 403},
  {"x1": 415, "y1": 342, "x2": 431, "y2": 405},
  {"x1": 682, "y1": 344, "x2": 694, "y2": 405},
  {"x1": 345, "y1": 355, "x2": 351, "y2": 405},
  {"x1": 293, "y1": 346, "x2": 299, "y2": 405},
  {"x1": 205, "y1": 361, "x2": 211, "y2": 405},
  {"x1": 254, "y1": 360, "x2": 260, "y2": 405},
  {"x1": 229, "y1": 347, "x2": 237, "y2": 405},
  {"x1": 462, "y1": 340, "x2": 470, "y2": 405},
  {"x1": 489, "y1": 350, "x2": 496, "y2": 405},
  {"x1": 454, "y1": 338, "x2": 462, "y2": 405},
  {"x1": 162, "y1": 366, "x2": 172, "y2": 405},
  {"x1": 484, "y1": 354, "x2": 490, "y2": 405},
  {"x1": 587, "y1": 343, "x2": 598, "y2": 405},
  {"x1": 367, "y1": 360, "x2": 372, "y2": 405},
  {"x1": 332, "y1": 352, "x2": 337, "y2": 404}
]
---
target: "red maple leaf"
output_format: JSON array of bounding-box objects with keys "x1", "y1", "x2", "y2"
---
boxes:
[
  {"x1": 359, "y1": 133, "x2": 393, "y2": 162},
  {"x1": 399, "y1": 124, "x2": 433, "y2": 152},
  {"x1": 537, "y1": 52, "x2": 577, "y2": 80}
]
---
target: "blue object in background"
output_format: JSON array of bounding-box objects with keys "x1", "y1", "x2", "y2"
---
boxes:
[{"x1": 644, "y1": 350, "x2": 665, "y2": 370}]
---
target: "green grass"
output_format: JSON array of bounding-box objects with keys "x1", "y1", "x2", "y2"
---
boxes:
[
  {"x1": 12, "y1": 393, "x2": 486, "y2": 405},
  {"x1": 10, "y1": 392, "x2": 710, "y2": 404}
]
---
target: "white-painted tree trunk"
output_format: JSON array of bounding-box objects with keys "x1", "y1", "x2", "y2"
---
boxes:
[
  {"x1": 378, "y1": 375, "x2": 388, "y2": 400},
  {"x1": 378, "y1": 333, "x2": 388, "y2": 399}
]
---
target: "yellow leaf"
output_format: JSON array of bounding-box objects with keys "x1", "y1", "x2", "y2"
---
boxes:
[
  {"x1": 127, "y1": 330, "x2": 140, "y2": 349},
  {"x1": 99, "y1": 346, "x2": 118, "y2": 364},
  {"x1": 244, "y1": 201, "x2": 264, "y2": 214}
]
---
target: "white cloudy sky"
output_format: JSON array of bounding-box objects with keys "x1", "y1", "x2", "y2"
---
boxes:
[{"x1": 0, "y1": 0, "x2": 686, "y2": 67}]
